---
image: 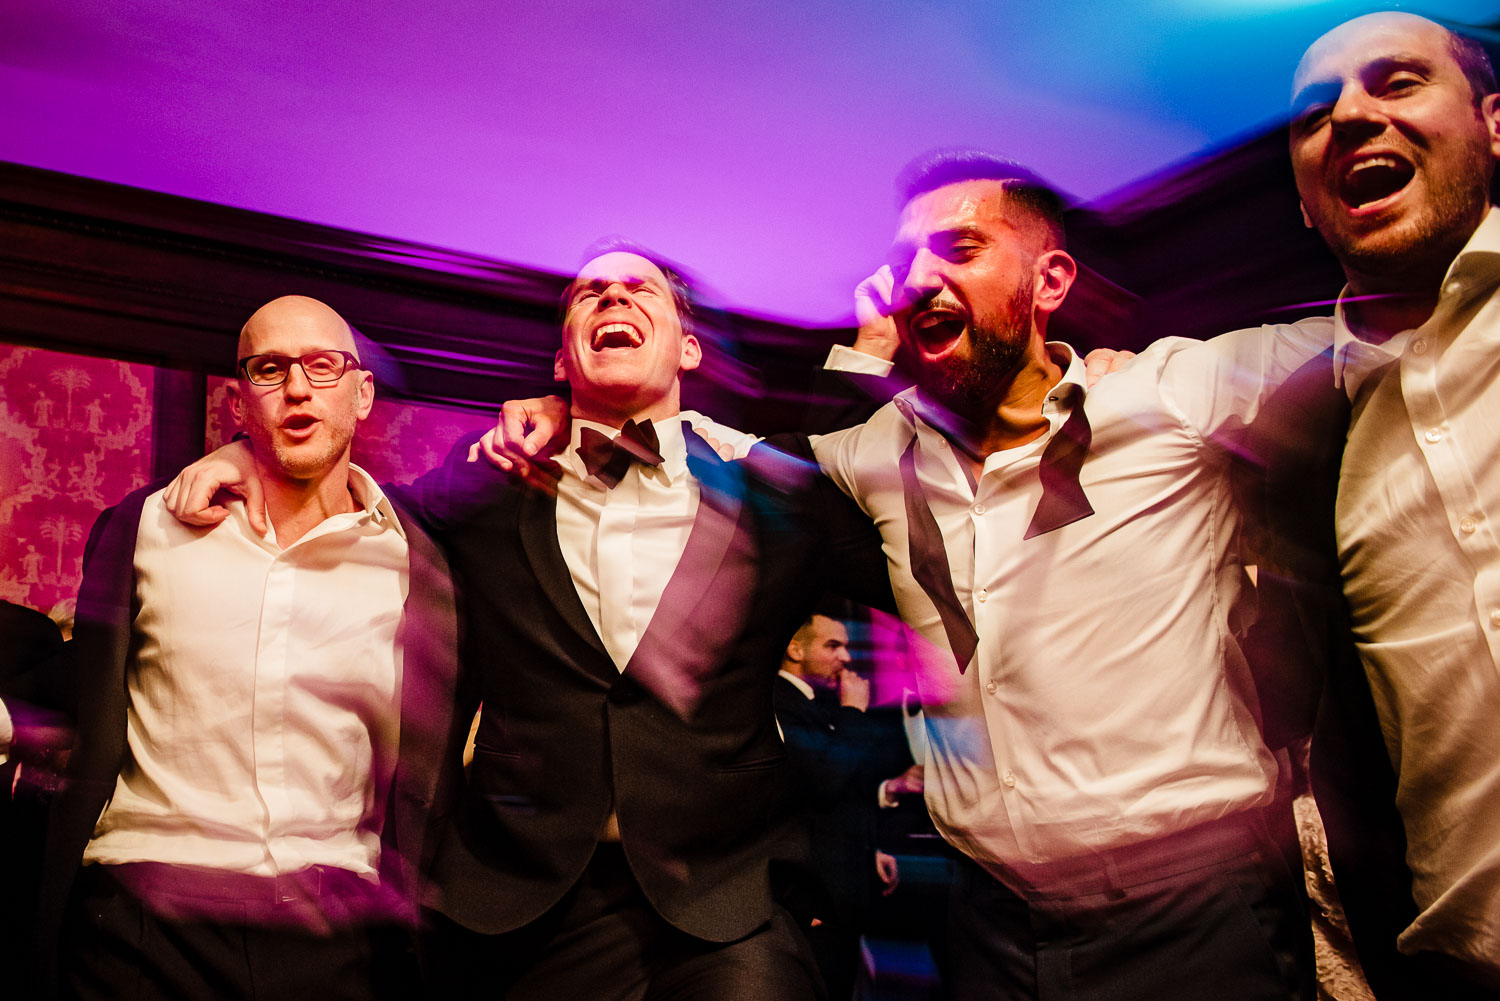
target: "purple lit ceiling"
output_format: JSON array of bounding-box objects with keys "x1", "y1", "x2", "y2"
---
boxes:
[{"x1": 3, "y1": 0, "x2": 1498, "y2": 323}]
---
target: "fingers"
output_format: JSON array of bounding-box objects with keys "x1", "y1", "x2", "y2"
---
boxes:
[
  {"x1": 1083, "y1": 348, "x2": 1137, "y2": 388},
  {"x1": 500, "y1": 402, "x2": 533, "y2": 456},
  {"x1": 244, "y1": 477, "x2": 268, "y2": 537},
  {"x1": 165, "y1": 469, "x2": 230, "y2": 527},
  {"x1": 470, "y1": 429, "x2": 518, "y2": 472}
]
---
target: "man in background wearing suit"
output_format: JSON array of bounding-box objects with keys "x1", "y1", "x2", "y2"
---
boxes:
[{"x1": 774, "y1": 613, "x2": 910, "y2": 1001}]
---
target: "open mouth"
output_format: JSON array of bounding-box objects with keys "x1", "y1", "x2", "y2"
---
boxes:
[
  {"x1": 281, "y1": 413, "x2": 319, "y2": 437},
  {"x1": 909, "y1": 307, "x2": 967, "y2": 358},
  {"x1": 591, "y1": 322, "x2": 643, "y2": 350},
  {"x1": 1339, "y1": 154, "x2": 1415, "y2": 211}
]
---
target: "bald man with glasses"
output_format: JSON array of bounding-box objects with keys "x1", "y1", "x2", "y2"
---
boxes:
[{"x1": 8, "y1": 295, "x2": 458, "y2": 1001}]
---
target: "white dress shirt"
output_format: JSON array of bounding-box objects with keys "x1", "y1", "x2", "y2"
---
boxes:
[
  {"x1": 1335, "y1": 207, "x2": 1500, "y2": 970},
  {"x1": 553, "y1": 411, "x2": 757, "y2": 670},
  {"x1": 812, "y1": 326, "x2": 1330, "y2": 886},
  {"x1": 83, "y1": 466, "x2": 409, "y2": 878}
]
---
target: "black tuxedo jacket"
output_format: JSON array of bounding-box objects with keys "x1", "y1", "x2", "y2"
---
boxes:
[
  {"x1": 18, "y1": 482, "x2": 458, "y2": 996},
  {"x1": 395, "y1": 428, "x2": 894, "y2": 943}
]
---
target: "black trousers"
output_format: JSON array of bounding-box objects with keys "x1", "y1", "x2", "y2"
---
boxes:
[
  {"x1": 422, "y1": 843, "x2": 823, "y2": 1001},
  {"x1": 61, "y1": 864, "x2": 413, "y2": 1001},
  {"x1": 947, "y1": 823, "x2": 1316, "y2": 1001}
]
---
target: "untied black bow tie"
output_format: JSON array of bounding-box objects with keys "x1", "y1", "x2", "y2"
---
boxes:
[
  {"x1": 578, "y1": 419, "x2": 666, "y2": 488},
  {"x1": 896, "y1": 394, "x2": 1094, "y2": 674}
]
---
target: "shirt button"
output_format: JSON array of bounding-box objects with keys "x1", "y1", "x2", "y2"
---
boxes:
[
  {"x1": 1461, "y1": 516, "x2": 1478, "y2": 535},
  {"x1": 935, "y1": 438, "x2": 948, "y2": 449},
  {"x1": 1002, "y1": 770, "x2": 1017, "y2": 788},
  {"x1": 976, "y1": 588, "x2": 988, "y2": 602},
  {"x1": 1490, "y1": 611, "x2": 1500, "y2": 630},
  {"x1": 985, "y1": 680, "x2": 997, "y2": 694},
  {"x1": 1411, "y1": 339, "x2": 1428, "y2": 355},
  {"x1": 973, "y1": 503, "x2": 986, "y2": 515},
  {"x1": 1425, "y1": 428, "x2": 1443, "y2": 444}
]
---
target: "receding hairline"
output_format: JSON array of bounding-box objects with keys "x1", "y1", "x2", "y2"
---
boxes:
[
  {"x1": 1294, "y1": 12, "x2": 1496, "y2": 101},
  {"x1": 237, "y1": 295, "x2": 358, "y2": 358}
]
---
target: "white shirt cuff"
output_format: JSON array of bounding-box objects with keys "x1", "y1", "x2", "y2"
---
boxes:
[{"x1": 825, "y1": 344, "x2": 895, "y2": 377}]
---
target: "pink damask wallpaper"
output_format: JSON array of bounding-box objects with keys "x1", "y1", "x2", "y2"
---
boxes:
[
  {"x1": 0, "y1": 344, "x2": 494, "y2": 621},
  {"x1": 0, "y1": 345, "x2": 155, "y2": 619}
]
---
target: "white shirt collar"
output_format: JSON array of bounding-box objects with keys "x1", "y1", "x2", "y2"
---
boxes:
[
  {"x1": 348, "y1": 463, "x2": 406, "y2": 539},
  {"x1": 777, "y1": 670, "x2": 817, "y2": 701},
  {"x1": 1332, "y1": 205, "x2": 1500, "y2": 399},
  {"x1": 894, "y1": 341, "x2": 1086, "y2": 441}
]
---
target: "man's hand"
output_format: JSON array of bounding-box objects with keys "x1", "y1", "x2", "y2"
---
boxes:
[
  {"x1": 885, "y1": 763, "x2": 924, "y2": 798},
  {"x1": 837, "y1": 668, "x2": 871, "y2": 713},
  {"x1": 851, "y1": 265, "x2": 903, "y2": 362},
  {"x1": 1082, "y1": 347, "x2": 1136, "y2": 388},
  {"x1": 162, "y1": 440, "x2": 265, "y2": 535},
  {"x1": 468, "y1": 395, "x2": 570, "y2": 479},
  {"x1": 875, "y1": 850, "x2": 900, "y2": 896}
]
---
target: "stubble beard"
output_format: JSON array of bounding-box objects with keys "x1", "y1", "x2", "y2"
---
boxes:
[
  {"x1": 1327, "y1": 140, "x2": 1493, "y2": 286},
  {"x1": 917, "y1": 281, "x2": 1034, "y2": 417}
]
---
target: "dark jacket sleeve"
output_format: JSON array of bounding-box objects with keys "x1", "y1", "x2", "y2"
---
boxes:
[
  {"x1": 753, "y1": 432, "x2": 896, "y2": 615},
  {"x1": 386, "y1": 431, "x2": 518, "y2": 540},
  {"x1": 801, "y1": 364, "x2": 908, "y2": 436}
]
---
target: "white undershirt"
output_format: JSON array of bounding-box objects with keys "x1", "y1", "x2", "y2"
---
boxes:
[{"x1": 83, "y1": 467, "x2": 409, "y2": 878}]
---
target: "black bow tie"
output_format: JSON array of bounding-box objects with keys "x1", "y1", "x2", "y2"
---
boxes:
[{"x1": 578, "y1": 419, "x2": 665, "y2": 487}]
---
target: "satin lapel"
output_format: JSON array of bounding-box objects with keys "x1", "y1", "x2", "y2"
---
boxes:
[
  {"x1": 517, "y1": 483, "x2": 611, "y2": 662},
  {"x1": 622, "y1": 425, "x2": 756, "y2": 719}
]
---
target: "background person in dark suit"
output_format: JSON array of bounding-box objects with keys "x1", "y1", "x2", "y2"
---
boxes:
[{"x1": 774, "y1": 613, "x2": 912, "y2": 1001}]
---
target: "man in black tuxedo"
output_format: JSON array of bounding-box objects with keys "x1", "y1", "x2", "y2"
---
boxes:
[
  {"x1": 773, "y1": 613, "x2": 910, "y2": 1001},
  {"x1": 168, "y1": 246, "x2": 894, "y2": 1000}
]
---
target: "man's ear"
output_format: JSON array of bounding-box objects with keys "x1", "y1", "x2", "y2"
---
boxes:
[
  {"x1": 553, "y1": 348, "x2": 568, "y2": 383},
  {"x1": 1033, "y1": 249, "x2": 1077, "y2": 317},
  {"x1": 1483, "y1": 93, "x2": 1500, "y2": 160},
  {"x1": 228, "y1": 382, "x2": 245, "y2": 428},
  {"x1": 1299, "y1": 199, "x2": 1314, "y2": 230},
  {"x1": 785, "y1": 638, "x2": 803, "y2": 664},
  {"x1": 679, "y1": 333, "x2": 702, "y2": 373},
  {"x1": 354, "y1": 371, "x2": 375, "y2": 422}
]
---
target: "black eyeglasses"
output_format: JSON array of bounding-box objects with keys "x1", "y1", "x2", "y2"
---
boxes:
[{"x1": 236, "y1": 350, "x2": 361, "y2": 387}]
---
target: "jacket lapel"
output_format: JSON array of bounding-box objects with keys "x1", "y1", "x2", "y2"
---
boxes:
[
  {"x1": 622, "y1": 425, "x2": 756, "y2": 719},
  {"x1": 518, "y1": 483, "x2": 612, "y2": 664}
]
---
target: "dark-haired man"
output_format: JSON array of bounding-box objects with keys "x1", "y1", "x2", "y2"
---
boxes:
[
  {"x1": 807, "y1": 151, "x2": 1330, "y2": 1001},
  {"x1": 167, "y1": 248, "x2": 895, "y2": 1000},
  {"x1": 1284, "y1": 12, "x2": 1500, "y2": 991}
]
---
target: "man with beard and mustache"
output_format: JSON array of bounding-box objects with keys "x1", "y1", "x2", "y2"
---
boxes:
[
  {"x1": 1277, "y1": 12, "x2": 1500, "y2": 993},
  {"x1": 804, "y1": 151, "x2": 1333, "y2": 1001}
]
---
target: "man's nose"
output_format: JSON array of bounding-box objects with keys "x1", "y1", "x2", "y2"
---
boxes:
[
  {"x1": 1329, "y1": 83, "x2": 1389, "y2": 141},
  {"x1": 903, "y1": 248, "x2": 947, "y2": 299},
  {"x1": 598, "y1": 282, "x2": 634, "y2": 308},
  {"x1": 282, "y1": 362, "x2": 314, "y2": 399}
]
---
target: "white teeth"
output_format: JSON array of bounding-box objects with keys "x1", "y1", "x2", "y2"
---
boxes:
[
  {"x1": 1351, "y1": 156, "x2": 1401, "y2": 173},
  {"x1": 591, "y1": 322, "x2": 643, "y2": 349}
]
